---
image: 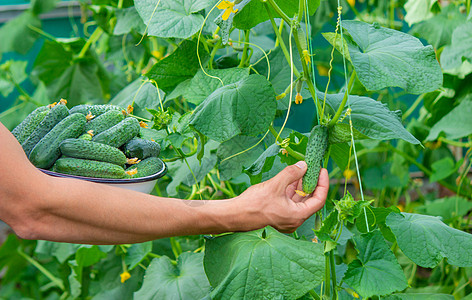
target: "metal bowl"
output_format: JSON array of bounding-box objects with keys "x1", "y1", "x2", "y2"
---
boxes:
[{"x1": 39, "y1": 162, "x2": 167, "y2": 194}]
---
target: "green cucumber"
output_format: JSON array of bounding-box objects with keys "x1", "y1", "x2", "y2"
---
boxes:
[
  {"x1": 302, "y1": 125, "x2": 329, "y2": 194},
  {"x1": 123, "y1": 138, "x2": 161, "y2": 159},
  {"x1": 11, "y1": 106, "x2": 50, "y2": 144},
  {"x1": 92, "y1": 117, "x2": 140, "y2": 148},
  {"x1": 53, "y1": 157, "x2": 126, "y2": 179},
  {"x1": 22, "y1": 104, "x2": 70, "y2": 156},
  {"x1": 60, "y1": 139, "x2": 127, "y2": 166},
  {"x1": 70, "y1": 104, "x2": 122, "y2": 116},
  {"x1": 29, "y1": 113, "x2": 86, "y2": 169},
  {"x1": 125, "y1": 157, "x2": 164, "y2": 178},
  {"x1": 78, "y1": 132, "x2": 93, "y2": 140},
  {"x1": 84, "y1": 109, "x2": 125, "y2": 135}
]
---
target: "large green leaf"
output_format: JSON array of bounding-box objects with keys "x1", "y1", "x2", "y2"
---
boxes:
[
  {"x1": 343, "y1": 230, "x2": 408, "y2": 298},
  {"x1": 134, "y1": 252, "x2": 210, "y2": 299},
  {"x1": 114, "y1": 7, "x2": 146, "y2": 35},
  {"x1": 190, "y1": 74, "x2": 276, "y2": 142},
  {"x1": 135, "y1": 0, "x2": 213, "y2": 39},
  {"x1": 342, "y1": 20, "x2": 442, "y2": 94},
  {"x1": 245, "y1": 143, "x2": 281, "y2": 184},
  {"x1": 386, "y1": 213, "x2": 472, "y2": 268},
  {"x1": 125, "y1": 242, "x2": 153, "y2": 271},
  {"x1": 403, "y1": 0, "x2": 437, "y2": 26},
  {"x1": 415, "y1": 196, "x2": 472, "y2": 223},
  {"x1": 145, "y1": 40, "x2": 208, "y2": 93},
  {"x1": 323, "y1": 92, "x2": 420, "y2": 144},
  {"x1": 440, "y1": 23, "x2": 472, "y2": 71},
  {"x1": 233, "y1": 0, "x2": 320, "y2": 30},
  {"x1": 410, "y1": 5, "x2": 466, "y2": 49},
  {"x1": 181, "y1": 68, "x2": 249, "y2": 105},
  {"x1": 204, "y1": 226, "x2": 325, "y2": 299},
  {"x1": 384, "y1": 294, "x2": 454, "y2": 300},
  {"x1": 31, "y1": 0, "x2": 60, "y2": 15},
  {"x1": 0, "y1": 11, "x2": 41, "y2": 55},
  {"x1": 426, "y1": 100, "x2": 472, "y2": 141},
  {"x1": 217, "y1": 135, "x2": 264, "y2": 181}
]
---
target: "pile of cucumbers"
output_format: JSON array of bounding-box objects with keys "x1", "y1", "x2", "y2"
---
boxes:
[{"x1": 11, "y1": 100, "x2": 164, "y2": 179}]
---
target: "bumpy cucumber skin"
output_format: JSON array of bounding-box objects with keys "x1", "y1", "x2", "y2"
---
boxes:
[
  {"x1": 92, "y1": 117, "x2": 140, "y2": 148},
  {"x1": 11, "y1": 106, "x2": 50, "y2": 144},
  {"x1": 78, "y1": 133, "x2": 93, "y2": 140},
  {"x1": 126, "y1": 157, "x2": 164, "y2": 178},
  {"x1": 60, "y1": 138, "x2": 127, "y2": 166},
  {"x1": 302, "y1": 125, "x2": 329, "y2": 194},
  {"x1": 29, "y1": 113, "x2": 86, "y2": 169},
  {"x1": 70, "y1": 104, "x2": 122, "y2": 116},
  {"x1": 22, "y1": 104, "x2": 70, "y2": 157},
  {"x1": 123, "y1": 138, "x2": 161, "y2": 159},
  {"x1": 84, "y1": 109, "x2": 124, "y2": 135},
  {"x1": 53, "y1": 157, "x2": 126, "y2": 179}
]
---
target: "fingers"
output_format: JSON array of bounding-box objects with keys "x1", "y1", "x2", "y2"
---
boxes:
[
  {"x1": 302, "y1": 168, "x2": 329, "y2": 215},
  {"x1": 271, "y1": 161, "x2": 307, "y2": 189}
]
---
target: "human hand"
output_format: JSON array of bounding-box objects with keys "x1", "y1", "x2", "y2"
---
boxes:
[{"x1": 232, "y1": 161, "x2": 329, "y2": 233}]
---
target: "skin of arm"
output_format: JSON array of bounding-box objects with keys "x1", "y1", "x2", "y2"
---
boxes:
[{"x1": 0, "y1": 122, "x2": 328, "y2": 244}]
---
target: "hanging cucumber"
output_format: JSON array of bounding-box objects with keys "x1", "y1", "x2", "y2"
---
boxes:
[
  {"x1": 53, "y1": 157, "x2": 126, "y2": 179},
  {"x1": 59, "y1": 138, "x2": 127, "y2": 166},
  {"x1": 302, "y1": 125, "x2": 329, "y2": 195},
  {"x1": 11, "y1": 106, "x2": 50, "y2": 144},
  {"x1": 123, "y1": 138, "x2": 161, "y2": 160},
  {"x1": 21, "y1": 103, "x2": 70, "y2": 157},
  {"x1": 84, "y1": 109, "x2": 125, "y2": 135},
  {"x1": 92, "y1": 117, "x2": 140, "y2": 148},
  {"x1": 29, "y1": 113, "x2": 86, "y2": 169}
]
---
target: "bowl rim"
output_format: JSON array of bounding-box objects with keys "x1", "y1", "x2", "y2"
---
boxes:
[{"x1": 39, "y1": 161, "x2": 167, "y2": 184}]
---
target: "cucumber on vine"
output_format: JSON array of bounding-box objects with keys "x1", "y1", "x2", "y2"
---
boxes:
[{"x1": 302, "y1": 125, "x2": 329, "y2": 194}]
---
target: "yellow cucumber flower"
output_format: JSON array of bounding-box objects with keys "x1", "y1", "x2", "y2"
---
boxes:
[
  {"x1": 120, "y1": 271, "x2": 131, "y2": 283},
  {"x1": 217, "y1": 1, "x2": 239, "y2": 21}
]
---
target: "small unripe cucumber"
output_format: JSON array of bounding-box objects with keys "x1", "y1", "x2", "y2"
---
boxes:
[
  {"x1": 22, "y1": 104, "x2": 70, "y2": 156},
  {"x1": 11, "y1": 106, "x2": 50, "y2": 144},
  {"x1": 69, "y1": 104, "x2": 122, "y2": 116},
  {"x1": 29, "y1": 113, "x2": 86, "y2": 169},
  {"x1": 53, "y1": 157, "x2": 126, "y2": 179},
  {"x1": 125, "y1": 157, "x2": 164, "y2": 178},
  {"x1": 92, "y1": 117, "x2": 140, "y2": 148},
  {"x1": 123, "y1": 138, "x2": 161, "y2": 159},
  {"x1": 84, "y1": 109, "x2": 125, "y2": 135},
  {"x1": 60, "y1": 138, "x2": 127, "y2": 166},
  {"x1": 302, "y1": 125, "x2": 329, "y2": 194}
]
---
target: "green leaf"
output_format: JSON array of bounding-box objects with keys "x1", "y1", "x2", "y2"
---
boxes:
[
  {"x1": 314, "y1": 209, "x2": 339, "y2": 243},
  {"x1": 323, "y1": 92, "x2": 420, "y2": 144},
  {"x1": 135, "y1": 0, "x2": 213, "y2": 39},
  {"x1": 145, "y1": 40, "x2": 209, "y2": 93},
  {"x1": 0, "y1": 11, "x2": 41, "y2": 55},
  {"x1": 190, "y1": 74, "x2": 276, "y2": 142},
  {"x1": 204, "y1": 226, "x2": 325, "y2": 299},
  {"x1": 245, "y1": 143, "x2": 281, "y2": 184},
  {"x1": 134, "y1": 252, "x2": 210, "y2": 299},
  {"x1": 329, "y1": 142, "x2": 350, "y2": 171},
  {"x1": 125, "y1": 242, "x2": 152, "y2": 271},
  {"x1": 343, "y1": 230, "x2": 408, "y2": 298},
  {"x1": 0, "y1": 235, "x2": 31, "y2": 283},
  {"x1": 386, "y1": 213, "x2": 472, "y2": 268},
  {"x1": 334, "y1": 192, "x2": 373, "y2": 224},
  {"x1": 233, "y1": 0, "x2": 320, "y2": 30},
  {"x1": 342, "y1": 20, "x2": 442, "y2": 94},
  {"x1": 429, "y1": 157, "x2": 461, "y2": 182},
  {"x1": 363, "y1": 162, "x2": 409, "y2": 190},
  {"x1": 322, "y1": 32, "x2": 351, "y2": 62},
  {"x1": 410, "y1": 4, "x2": 466, "y2": 49},
  {"x1": 114, "y1": 7, "x2": 146, "y2": 35},
  {"x1": 426, "y1": 100, "x2": 472, "y2": 141},
  {"x1": 0, "y1": 60, "x2": 28, "y2": 97},
  {"x1": 384, "y1": 294, "x2": 454, "y2": 300},
  {"x1": 441, "y1": 23, "x2": 472, "y2": 71},
  {"x1": 182, "y1": 68, "x2": 250, "y2": 105},
  {"x1": 217, "y1": 135, "x2": 264, "y2": 181},
  {"x1": 416, "y1": 196, "x2": 472, "y2": 223},
  {"x1": 31, "y1": 0, "x2": 60, "y2": 15},
  {"x1": 35, "y1": 241, "x2": 81, "y2": 263},
  {"x1": 404, "y1": 0, "x2": 438, "y2": 26}
]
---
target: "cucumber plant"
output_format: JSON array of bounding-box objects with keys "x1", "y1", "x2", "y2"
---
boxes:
[{"x1": 1, "y1": 1, "x2": 472, "y2": 299}]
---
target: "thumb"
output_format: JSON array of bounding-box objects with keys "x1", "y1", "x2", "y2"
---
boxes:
[{"x1": 272, "y1": 161, "x2": 307, "y2": 187}]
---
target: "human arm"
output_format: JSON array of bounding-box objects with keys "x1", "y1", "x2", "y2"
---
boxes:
[{"x1": 0, "y1": 122, "x2": 328, "y2": 244}]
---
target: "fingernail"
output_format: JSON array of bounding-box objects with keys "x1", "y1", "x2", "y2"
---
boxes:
[{"x1": 295, "y1": 161, "x2": 307, "y2": 169}]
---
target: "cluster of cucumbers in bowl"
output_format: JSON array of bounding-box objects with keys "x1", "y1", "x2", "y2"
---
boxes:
[{"x1": 11, "y1": 100, "x2": 165, "y2": 179}]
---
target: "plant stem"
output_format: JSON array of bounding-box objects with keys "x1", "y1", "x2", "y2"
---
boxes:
[
  {"x1": 268, "y1": 125, "x2": 305, "y2": 160},
  {"x1": 324, "y1": 254, "x2": 331, "y2": 298},
  {"x1": 77, "y1": 27, "x2": 104, "y2": 59},
  {"x1": 329, "y1": 250, "x2": 338, "y2": 299},
  {"x1": 170, "y1": 237, "x2": 182, "y2": 259},
  {"x1": 239, "y1": 30, "x2": 251, "y2": 68},
  {"x1": 297, "y1": 0, "x2": 304, "y2": 23},
  {"x1": 274, "y1": 20, "x2": 284, "y2": 48},
  {"x1": 308, "y1": 289, "x2": 321, "y2": 300},
  {"x1": 328, "y1": 70, "x2": 356, "y2": 127},
  {"x1": 402, "y1": 94, "x2": 423, "y2": 121},
  {"x1": 264, "y1": 3, "x2": 301, "y2": 78},
  {"x1": 438, "y1": 137, "x2": 472, "y2": 148},
  {"x1": 17, "y1": 249, "x2": 65, "y2": 291},
  {"x1": 208, "y1": 38, "x2": 222, "y2": 69},
  {"x1": 266, "y1": 0, "x2": 292, "y2": 24}
]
